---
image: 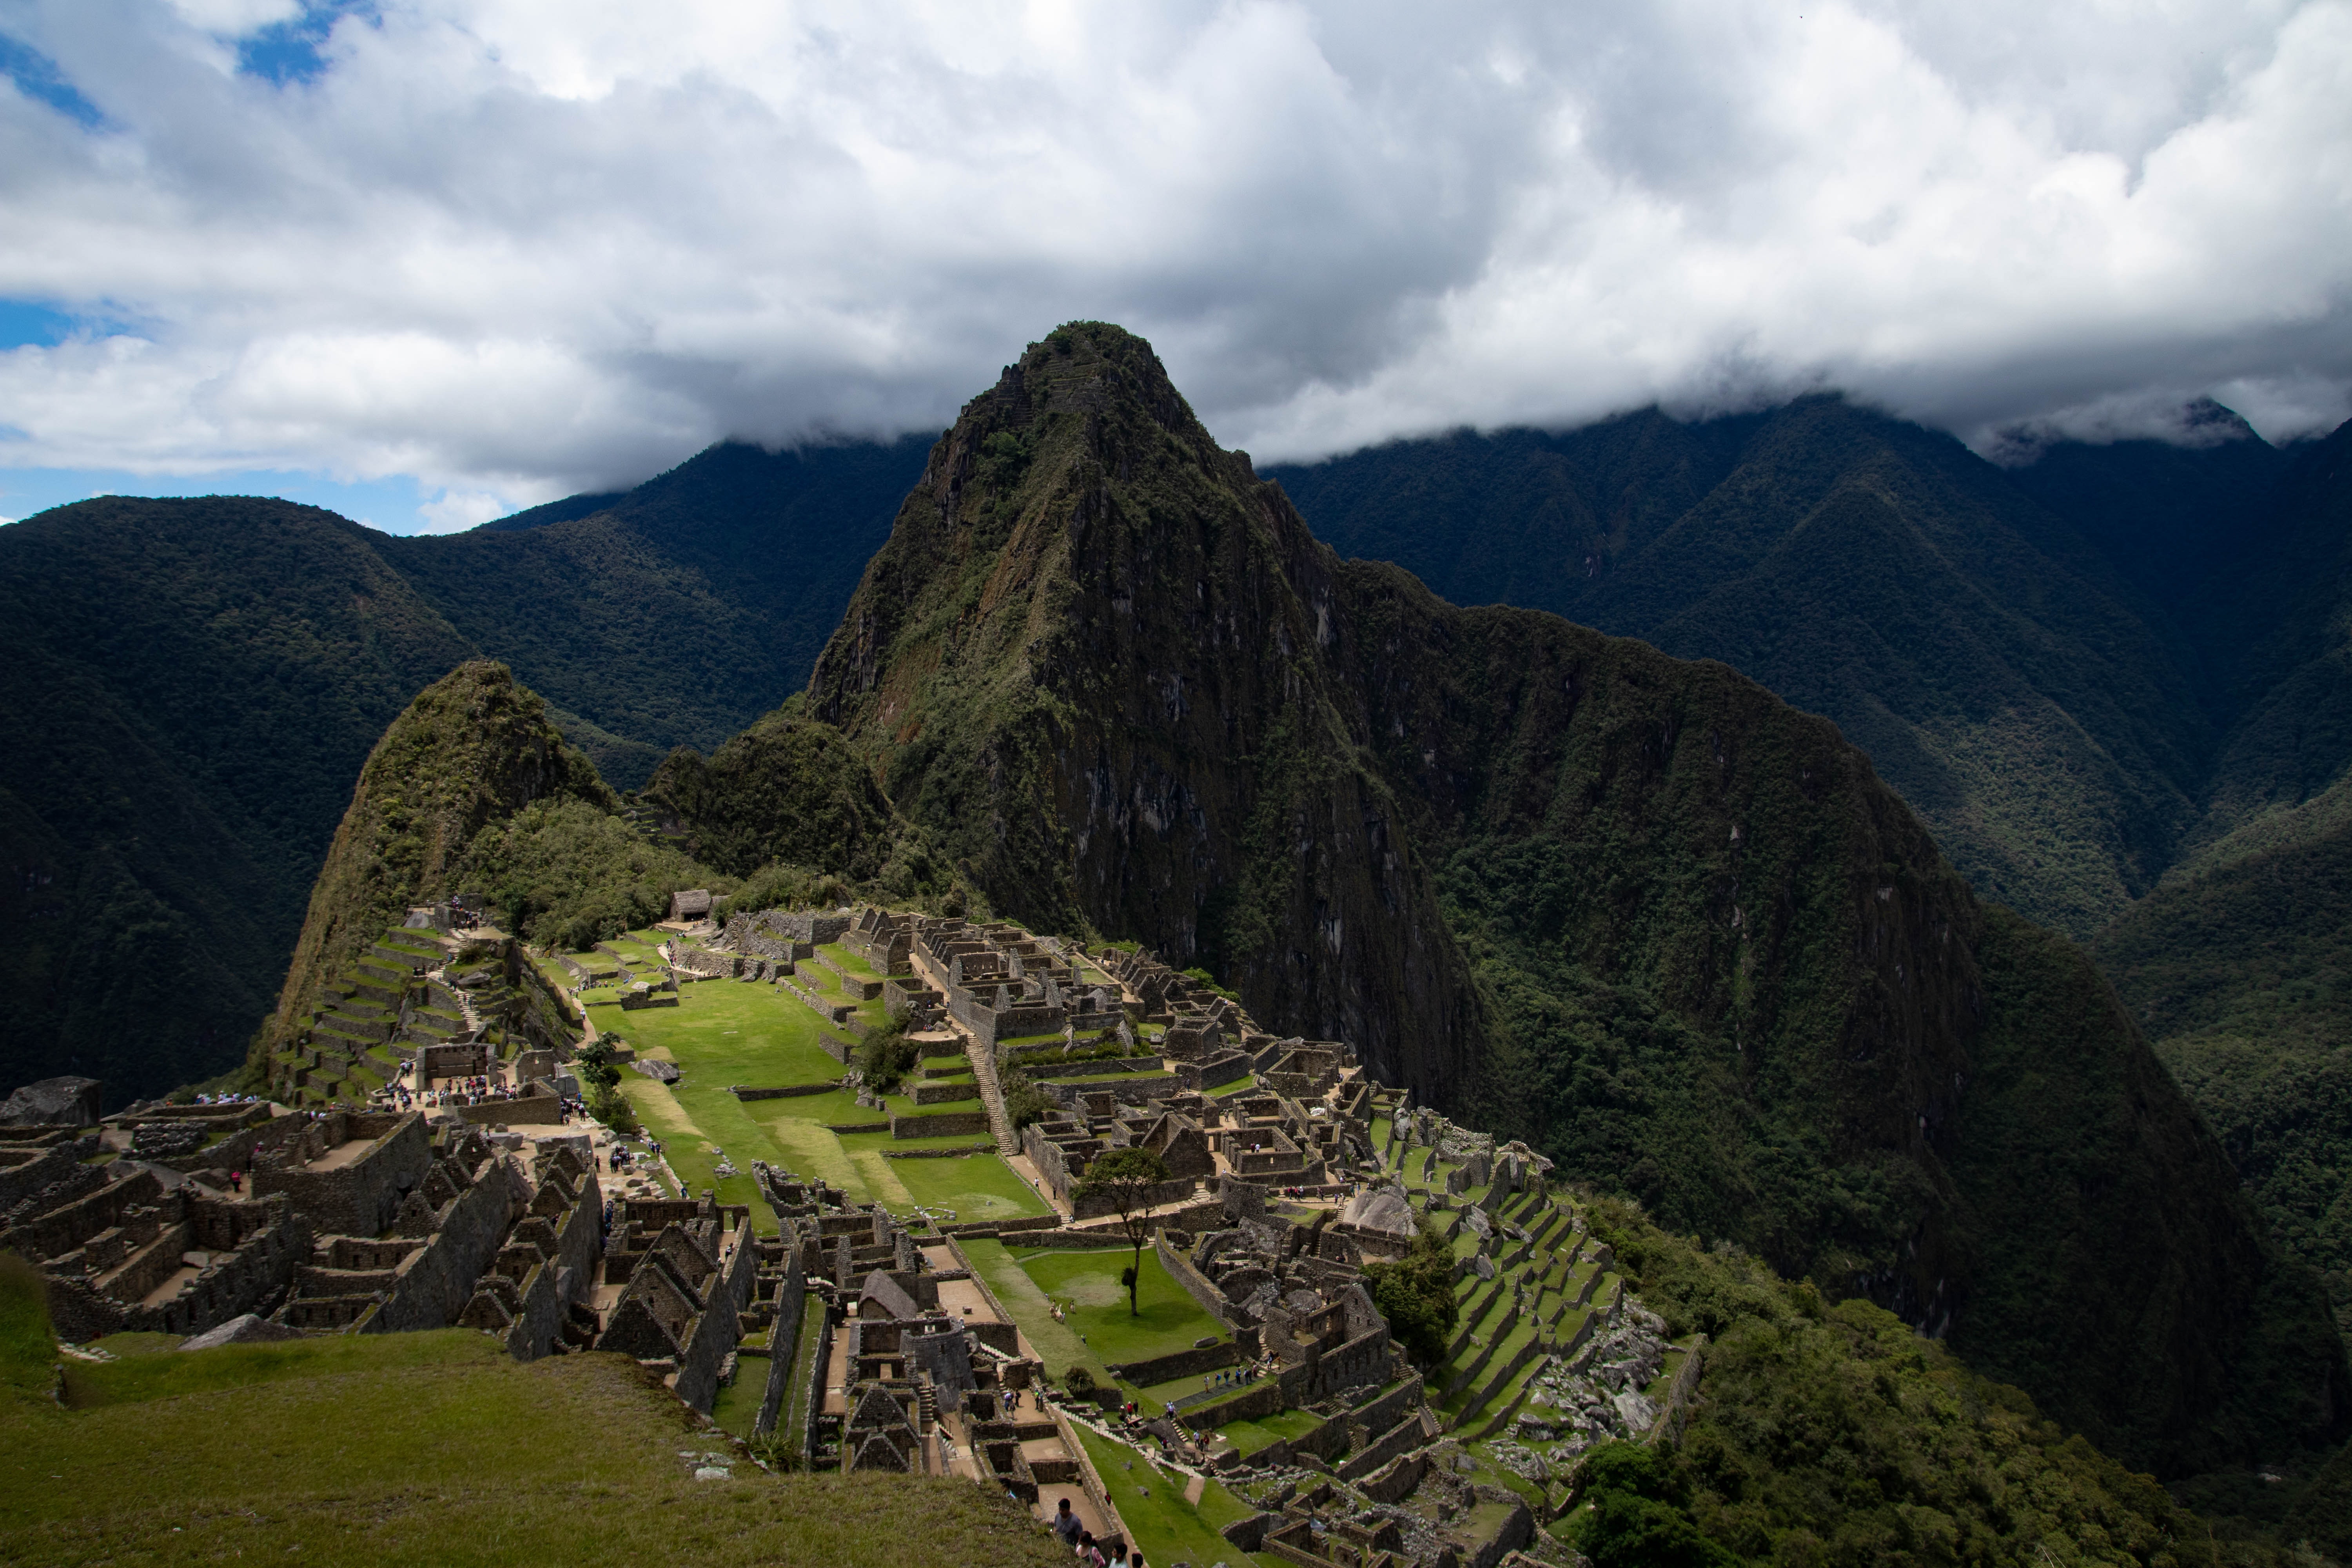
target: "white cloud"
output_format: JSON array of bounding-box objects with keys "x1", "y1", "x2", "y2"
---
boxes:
[
  {"x1": 415, "y1": 486, "x2": 512, "y2": 533},
  {"x1": 0, "y1": 0, "x2": 2342, "y2": 508}
]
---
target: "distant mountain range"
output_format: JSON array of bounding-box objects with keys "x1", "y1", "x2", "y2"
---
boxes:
[
  {"x1": 7, "y1": 365, "x2": 2351, "y2": 1409},
  {"x1": 0, "y1": 437, "x2": 926, "y2": 1103},
  {"x1": 245, "y1": 325, "x2": 2347, "y2": 1503}
]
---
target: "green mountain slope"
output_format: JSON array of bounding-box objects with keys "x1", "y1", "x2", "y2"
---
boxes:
[
  {"x1": 2084, "y1": 423, "x2": 2352, "y2": 1340},
  {"x1": 381, "y1": 436, "x2": 931, "y2": 783},
  {"x1": 795, "y1": 322, "x2": 2343, "y2": 1477},
  {"x1": 0, "y1": 498, "x2": 479, "y2": 1104},
  {"x1": 1267, "y1": 405, "x2": 2238, "y2": 938},
  {"x1": 0, "y1": 439, "x2": 923, "y2": 1103},
  {"x1": 256, "y1": 660, "x2": 615, "y2": 1052}
]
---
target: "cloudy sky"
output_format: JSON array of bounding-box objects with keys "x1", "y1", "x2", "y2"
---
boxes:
[{"x1": 0, "y1": 0, "x2": 2347, "y2": 532}]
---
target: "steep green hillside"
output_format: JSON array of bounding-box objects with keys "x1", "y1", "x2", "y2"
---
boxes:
[
  {"x1": 1268, "y1": 407, "x2": 2235, "y2": 938},
  {"x1": 2096, "y1": 811, "x2": 2352, "y2": 1331},
  {"x1": 254, "y1": 660, "x2": 615, "y2": 1059},
  {"x1": 1577, "y1": 1203, "x2": 2298, "y2": 1567},
  {"x1": 382, "y1": 436, "x2": 931, "y2": 783},
  {"x1": 2194, "y1": 421, "x2": 2352, "y2": 848},
  {"x1": 640, "y1": 696, "x2": 917, "y2": 889},
  {"x1": 797, "y1": 323, "x2": 2343, "y2": 1478},
  {"x1": 0, "y1": 437, "x2": 922, "y2": 1103},
  {"x1": 0, "y1": 498, "x2": 478, "y2": 1105}
]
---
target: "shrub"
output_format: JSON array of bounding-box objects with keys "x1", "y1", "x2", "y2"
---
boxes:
[
  {"x1": 1363, "y1": 1222, "x2": 1459, "y2": 1367},
  {"x1": 1002, "y1": 1067, "x2": 1055, "y2": 1131},
  {"x1": 853, "y1": 1013, "x2": 920, "y2": 1093},
  {"x1": 586, "y1": 1083, "x2": 638, "y2": 1134}
]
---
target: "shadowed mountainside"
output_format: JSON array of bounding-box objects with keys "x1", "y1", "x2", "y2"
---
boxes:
[
  {"x1": 1267, "y1": 405, "x2": 2292, "y2": 940},
  {"x1": 785, "y1": 322, "x2": 2345, "y2": 1477},
  {"x1": 0, "y1": 439, "x2": 924, "y2": 1103}
]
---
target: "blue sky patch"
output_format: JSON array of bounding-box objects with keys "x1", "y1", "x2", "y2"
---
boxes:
[
  {"x1": 0, "y1": 466, "x2": 492, "y2": 535},
  {"x1": 0, "y1": 301, "x2": 79, "y2": 349},
  {"x1": 0, "y1": 32, "x2": 104, "y2": 127},
  {"x1": 237, "y1": 3, "x2": 377, "y2": 87}
]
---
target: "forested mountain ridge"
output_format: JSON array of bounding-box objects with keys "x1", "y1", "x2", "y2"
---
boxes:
[
  {"x1": 795, "y1": 322, "x2": 2345, "y2": 1478},
  {"x1": 1266, "y1": 400, "x2": 2311, "y2": 940},
  {"x1": 0, "y1": 439, "x2": 923, "y2": 1105}
]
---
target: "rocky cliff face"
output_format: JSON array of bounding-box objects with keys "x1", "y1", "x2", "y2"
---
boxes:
[
  {"x1": 255, "y1": 661, "x2": 612, "y2": 1059},
  {"x1": 804, "y1": 322, "x2": 2345, "y2": 1474}
]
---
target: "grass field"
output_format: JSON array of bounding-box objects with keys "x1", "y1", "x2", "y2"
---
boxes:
[
  {"x1": 1069, "y1": 1422, "x2": 1281, "y2": 1568},
  {"x1": 1010, "y1": 1249, "x2": 1223, "y2": 1370},
  {"x1": 2, "y1": 1265, "x2": 1066, "y2": 1568},
  {"x1": 587, "y1": 949, "x2": 1045, "y2": 1228}
]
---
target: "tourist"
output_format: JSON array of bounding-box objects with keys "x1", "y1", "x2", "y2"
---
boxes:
[
  {"x1": 1051, "y1": 1499, "x2": 1082, "y2": 1547},
  {"x1": 1076, "y1": 1530, "x2": 1106, "y2": 1566},
  {"x1": 227, "y1": 1169, "x2": 242, "y2": 1194}
]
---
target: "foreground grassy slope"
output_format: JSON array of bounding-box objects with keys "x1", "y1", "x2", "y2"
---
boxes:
[{"x1": 0, "y1": 1261, "x2": 1062, "y2": 1568}]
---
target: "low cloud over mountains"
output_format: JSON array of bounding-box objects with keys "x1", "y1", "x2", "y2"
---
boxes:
[{"x1": 0, "y1": 0, "x2": 2347, "y2": 521}]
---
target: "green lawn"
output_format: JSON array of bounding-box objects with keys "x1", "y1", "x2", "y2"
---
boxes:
[
  {"x1": 1010, "y1": 1249, "x2": 1222, "y2": 1369},
  {"x1": 1069, "y1": 1423, "x2": 1280, "y2": 1568},
  {"x1": 709, "y1": 1365, "x2": 763, "y2": 1439},
  {"x1": 595, "y1": 975, "x2": 1039, "y2": 1225},
  {"x1": 886, "y1": 1153, "x2": 1052, "y2": 1224},
  {"x1": 1214, "y1": 1406, "x2": 1324, "y2": 1456},
  {"x1": 958, "y1": 1240, "x2": 1107, "y2": 1384}
]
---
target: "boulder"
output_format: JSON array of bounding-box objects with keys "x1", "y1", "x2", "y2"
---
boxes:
[
  {"x1": 631, "y1": 1059, "x2": 681, "y2": 1084},
  {"x1": 0, "y1": 1076, "x2": 102, "y2": 1127},
  {"x1": 1338, "y1": 1183, "x2": 1416, "y2": 1237},
  {"x1": 178, "y1": 1314, "x2": 303, "y2": 1351}
]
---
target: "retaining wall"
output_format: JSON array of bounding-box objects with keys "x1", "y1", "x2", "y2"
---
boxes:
[
  {"x1": 673, "y1": 1228, "x2": 760, "y2": 1414},
  {"x1": 1107, "y1": 1339, "x2": 1237, "y2": 1385},
  {"x1": 363, "y1": 1158, "x2": 528, "y2": 1334},
  {"x1": 889, "y1": 1110, "x2": 992, "y2": 1140},
  {"x1": 731, "y1": 1083, "x2": 839, "y2": 1101}
]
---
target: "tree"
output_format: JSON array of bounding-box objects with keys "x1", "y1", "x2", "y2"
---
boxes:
[
  {"x1": 852, "y1": 1011, "x2": 920, "y2": 1093},
  {"x1": 572, "y1": 1039, "x2": 621, "y2": 1092},
  {"x1": 1563, "y1": 1442, "x2": 1737, "y2": 1568},
  {"x1": 1363, "y1": 1221, "x2": 1460, "y2": 1367},
  {"x1": 1074, "y1": 1146, "x2": 1170, "y2": 1316}
]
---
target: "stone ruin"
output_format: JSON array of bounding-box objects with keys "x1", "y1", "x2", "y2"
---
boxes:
[{"x1": 1, "y1": 1091, "x2": 609, "y2": 1365}]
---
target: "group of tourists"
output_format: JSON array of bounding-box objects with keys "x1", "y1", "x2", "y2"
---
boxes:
[{"x1": 1049, "y1": 1498, "x2": 1143, "y2": 1568}]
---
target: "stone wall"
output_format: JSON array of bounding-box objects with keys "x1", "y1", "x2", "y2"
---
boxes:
[
  {"x1": 503, "y1": 1176, "x2": 602, "y2": 1361},
  {"x1": 889, "y1": 1110, "x2": 991, "y2": 1140},
  {"x1": 253, "y1": 1113, "x2": 430, "y2": 1238},
  {"x1": 363, "y1": 1158, "x2": 528, "y2": 1335},
  {"x1": 673, "y1": 1228, "x2": 760, "y2": 1414},
  {"x1": 447, "y1": 1095, "x2": 566, "y2": 1127},
  {"x1": 732, "y1": 1083, "x2": 839, "y2": 1102},
  {"x1": 1070, "y1": 1176, "x2": 1196, "y2": 1221},
  {"x1": 1157, "y1": 1233, "x2": 1241, "y2": 1329},
  {"x1": 1107, "y1": 1339, "x2": 1238, "y2": 1385},
  {"x1": 753, "y1": 1252, "x2": 809, "y2": 1437}
]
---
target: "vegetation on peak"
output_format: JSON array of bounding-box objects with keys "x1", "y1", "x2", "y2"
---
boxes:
[
  {"x1": 251, "y1": 659, "x2": 612, "y2": 1065},
  {"x1": 1269, "y1": 399, "x2": 2244, "y2": 940}
]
